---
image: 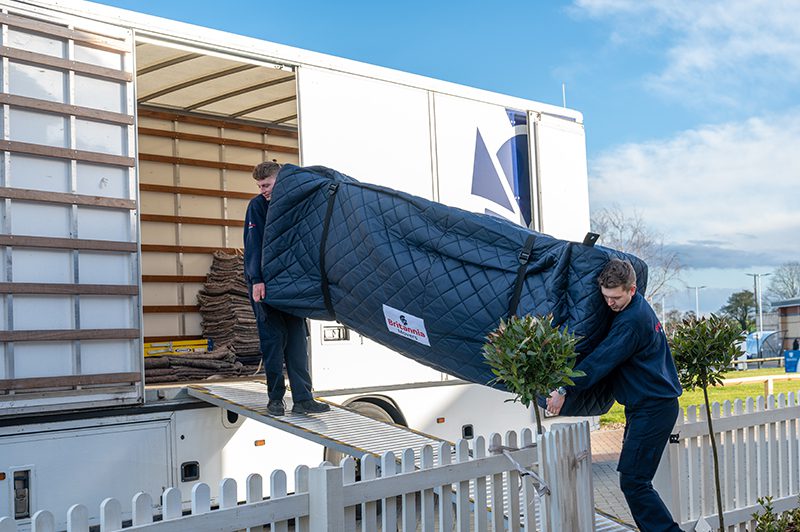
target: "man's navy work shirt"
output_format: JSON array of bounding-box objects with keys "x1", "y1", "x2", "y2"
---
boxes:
[
  {"x1": 569, "y1": 292, "x2": 682, "y2": 408},
  {"x1": 244, "y1": 194, "x2": 268, "y2": 285}
]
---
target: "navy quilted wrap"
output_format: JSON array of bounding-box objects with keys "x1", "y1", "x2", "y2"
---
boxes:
[{"x1": 262, "y1": 165, "x2": 648, "y2": 416}]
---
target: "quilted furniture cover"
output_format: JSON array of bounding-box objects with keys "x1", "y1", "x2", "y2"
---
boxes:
[{"x1": 261, "y1": 165, "x2": 648, "y2": 416}]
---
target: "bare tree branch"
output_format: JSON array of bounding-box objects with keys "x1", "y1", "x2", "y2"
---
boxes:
[
  {"x1": 591, "y1": 204, "x2": 682, "y2": 300},
  {"x1": 766, "y1": 261, "x2": 800, "y2": 302}
]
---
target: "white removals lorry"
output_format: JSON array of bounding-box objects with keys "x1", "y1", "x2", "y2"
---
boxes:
[{"x1": 0, "y1": 0, "x2": 591, "y2": 528}]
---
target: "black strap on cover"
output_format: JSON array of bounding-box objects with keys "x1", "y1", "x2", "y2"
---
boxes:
[
  {"x1": 508, "y1": 234, "x2": 537, "y2": 319},
  {"x1": 320, "y1": 182, "x2": 339, "y2": 319}
]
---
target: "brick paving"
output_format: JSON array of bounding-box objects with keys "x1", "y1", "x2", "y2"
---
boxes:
[{"x1": 591, "y1": 428, "x2": 635, "y2": 526}]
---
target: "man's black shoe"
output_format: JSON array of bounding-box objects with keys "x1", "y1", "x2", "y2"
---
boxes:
[
  {"x1": 267, "y1": 399, "x2": 285, "y2": 416},
  {"x1": 291, "y1": 399, "x2": 331, "y2": 414}
]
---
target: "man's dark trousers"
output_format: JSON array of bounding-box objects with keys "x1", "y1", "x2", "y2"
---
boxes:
[
  {"x1": 249, "y1": 291, "x2": 313, "y2": 403},
  {"x1": 618, "y1": 397, "x2": 682, "y2": 532}
]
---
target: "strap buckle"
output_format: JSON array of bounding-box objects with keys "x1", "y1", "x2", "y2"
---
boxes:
[
  {"x1": 518, "y1": 249, "x2": 531, "y2": 264},
  {"x1": 328, "y1": 182, "x2": 339, "y2": 194}
]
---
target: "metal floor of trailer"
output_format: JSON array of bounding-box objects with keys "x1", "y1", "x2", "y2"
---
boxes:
[{"x1": 188, "y1": 381, "x2": 635, "y2": 531}]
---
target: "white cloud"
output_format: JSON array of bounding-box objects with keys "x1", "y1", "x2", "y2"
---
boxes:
[
  {"x1": 588, "y1": 110, "x2": 800, "y2": 266},
  {"x1": 572, "y1": 0, "x2": 800, "y2": 106}
]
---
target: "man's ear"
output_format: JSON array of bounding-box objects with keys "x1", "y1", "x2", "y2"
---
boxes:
[{"x1": 629, "y1": 284, "x2": 637, "y2": 295}]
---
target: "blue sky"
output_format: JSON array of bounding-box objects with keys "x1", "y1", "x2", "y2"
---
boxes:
[{"x1": 95, "y1": 0, "x2": 800, "y2": 314}]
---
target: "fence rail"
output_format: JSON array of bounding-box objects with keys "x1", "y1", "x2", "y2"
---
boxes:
[
  {"x1": 654, "y1": 391, "x2": 800, "y2": 531},
  {"x1": 0, "y1": 422, "x2": 595, "y2": 532}
]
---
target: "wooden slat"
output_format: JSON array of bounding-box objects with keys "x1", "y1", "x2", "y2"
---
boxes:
[
  {"x1": 0, "y1": 234, "x2": 136, "y2": 252},
  {"x1": 0, "y1": 282, "x2": 138, "y2": 295},
  {"x1": 0, "y1": 140, "x2": 134, "y2": 167},
  {"x1": 0, "y1": 46, "x2": 131, "y2": 82},
  {"x1": 0, "y1": 12, "x2": 129, "y2": 53},
  {"x1": 0, "y1": 328, "x2": 139, "y2": 342},
  {"x1": 143, "y1": 305, "x2": 200, "y2": 313},
  {"x1": 137, "y1": 127, "x2": 298, "y2": 154},
  {"x1": 141, "y1": 244, "x2": 238, "y2": 254},
  {"x1": 142, "y1": 275, "x2": 207, "y2": 283},
  {"x1": 185, "y1": 75, "x2": 295, "y2": 110},
  {"x1": 0, "y1": 93, "x2": 133, "y2": 125},
  {"x1": 138, "y1": 107, "x2": 298, "y2": 138},
  {"x1": 0, "y1": 186, "x2": 136, "y2": 210},
  {"x1": 138, "y1": 183, "x2": 253, "y2": 200},
  {"x1": 138, "y1": 153, "x2": 255, "y2": 172},
  {"x1": 0, "y1": 372, "x2": 141, "y2": 392},
  {"x1": 141, "y1": 214, "x2": 243, "y2": 227},
  {"x1": 144, "y1": 335, "x2": 203, "y2": 343}
]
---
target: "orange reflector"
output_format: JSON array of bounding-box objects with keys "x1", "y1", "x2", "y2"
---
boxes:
[
  {"x1": 0, "y1": 472, "x2": 5, "y2": 481},
  {"x1": 436, "y1": 417, "x2": 445, "y2": 424},
  {"x1": 254, "y1": 440, "x2": 266, "y2": 447}
]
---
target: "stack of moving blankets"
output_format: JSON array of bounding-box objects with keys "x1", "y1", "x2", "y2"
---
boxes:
[
  {"x1": 144, "y1": 345, "x2": 243, "y2": 383},
  {"x1": 260, "y1": 165, "x2": 648, "y2": 416},
  {"x1": 197, "y1": 251, "x2": 263, "y2": 372},
  {"x1": 143, "y1": 251, "x2": 264, "y2": 383}
]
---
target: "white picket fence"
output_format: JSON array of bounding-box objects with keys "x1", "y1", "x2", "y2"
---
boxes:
[
  {"x1": 0, "y1": 422, "x2": 595, "y2": 532},
  {"x1": 655, "y1": 392, "x2": 800, "y2": 531}
]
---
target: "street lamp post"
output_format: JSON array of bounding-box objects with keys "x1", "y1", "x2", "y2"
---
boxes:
[
  {"x1": 687, "y1": 285, "x2": 707, "y2": 317},
  {"x1": 746, "y1": 272, "x2": 772, "y2": 358}
]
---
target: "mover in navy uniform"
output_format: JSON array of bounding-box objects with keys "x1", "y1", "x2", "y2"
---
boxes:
[
  {"x1": 244, "y1": 161, "x2": 330, "y2": 416},
  {"x1": 547, "y1": 258, "x2": 682, "y2": 532}
]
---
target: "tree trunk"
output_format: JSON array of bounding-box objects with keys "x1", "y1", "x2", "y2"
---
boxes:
[
  {"x1": 703, "y1": 385, "x2": 725, "y2": 531},
  {"x1": 534, "y1": 403, "x2": 543, "y2": 435}
]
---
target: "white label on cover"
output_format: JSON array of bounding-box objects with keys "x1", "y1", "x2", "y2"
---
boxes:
[{"x1": 382, "y1": 304, "x2": 430, "y2": 346}]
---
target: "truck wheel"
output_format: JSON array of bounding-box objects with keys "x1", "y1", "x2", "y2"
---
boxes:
[{"x1": 323, "y1": 399, "x2": 398, "y2": 466}]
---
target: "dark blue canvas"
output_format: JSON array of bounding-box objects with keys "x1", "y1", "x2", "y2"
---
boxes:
[{"x1": 261, "y1": 165, "x2": 648, "y2": 416}]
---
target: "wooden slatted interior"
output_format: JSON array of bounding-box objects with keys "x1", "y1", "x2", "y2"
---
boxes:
[{"x1": 138, "y1": 107, "x2": 299, "y2": 342}]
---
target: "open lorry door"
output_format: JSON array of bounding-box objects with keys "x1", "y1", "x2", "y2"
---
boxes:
[{"x1": 0, "y1": 7, "x2": 142, "y2": 414}]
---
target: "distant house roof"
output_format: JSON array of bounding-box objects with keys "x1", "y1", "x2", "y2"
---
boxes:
[{"x1": 772, "y1": 297, "x2": 800, "y2": 309}]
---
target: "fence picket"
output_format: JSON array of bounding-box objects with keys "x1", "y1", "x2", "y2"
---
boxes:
[
  {"x1": 132, "y1": 492, "x2": 154, "y2": 525},
  {"x1": 361, "y1": 454, "x2": 378, "y2": 532},
  {"x1": 455, "y1": 440, "x2": 471, "y2": 532},
  {"x1": 538, "y1": 428, "x2": 552, "y2": 532},
  {"x1": 686, "y1": 406, "x2": 699, "y2": 519},
  {"x1": 488, "y1": 434, "x2": 504, "y2": 532},
  {"x1": 504, "y1": 431, "x2": 521, "y2": 531},
  {"x1": 270, "y1": 470, "x2": 288, "y2": 532},
  {"x1": 381, "y1": 452, "x2": 398, "y2": 532},
  {"x1": 31, "y1": 510, "x2": 56, "y2": 532},
  {"x1": 99, "y1": 498, "x2": 122, "y2": 531},
  {"x1": 191, "y1": 483, "x2": 211, "y2": 515},
  {"x1": 295, "y1": 466, "x2": 310, "y2": 532},
  {"x1": 401, "y1": 448, "x2": 417, "y2": 532},
  {"x1": 767, "y1": 395, "x2": 779, "y2": 497},
  {"x1": 777, "y1": 394, "x2": 788, "y2": 497},
  {"x1": 789, "y1": 392, "x2": 799, "y2": 495},
  {"x1": 246, "y1": 474, "x2": 264, "y2": 532},
  {"x1": 161, "y1": 488, "x2": 181, "y2": 521},
  {"x1": 220, "y1": 478, "x2": 237, "y2": 510},
  {"x1": 340, "y1": 457, "x2": 356, "y2": 532},
  {"x1": 66, "y1": 504, "x2": 89, "y2": 532},
  {"x1": 437, "y1": 442, "x2": 454, "y2": 532},
  {"x1": 0, "y1": 517, "x2": 14, "y2": 532},
  {"x1": 420, "y1": 444, "x2": 435, "y2": 532},
  {"x1": 519, "y1": 428, "x2": 537, "y2": 532},
  {"x1": 721, "y1": 401, "x2": 733, "y2": 513},
  {"x1": 472, "y1": 436, "x2": 489, "y2": 532},
  {"x1": 576, "y1": 421, "x2": 595, "y2": 531},
  {"x1": 732, "y1": 399, "x2": 745, "y2": 515}
]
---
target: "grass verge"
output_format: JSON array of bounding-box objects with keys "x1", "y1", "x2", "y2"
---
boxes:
[{"x1": 600, "y1": 367, "x2": 800, "y2": 427}]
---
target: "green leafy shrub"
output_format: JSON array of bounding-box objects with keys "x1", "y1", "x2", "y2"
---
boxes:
[
  {"x1": 752, "y1": 495, "x2": 800, "y2": 532},
  {"x1": 482, "y1": 313, "x2": 584, "y2": 434}
]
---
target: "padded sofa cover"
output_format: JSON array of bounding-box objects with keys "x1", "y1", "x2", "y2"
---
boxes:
[{"x1": 261, "y1": 165, "x2": 648, "y2": 416}]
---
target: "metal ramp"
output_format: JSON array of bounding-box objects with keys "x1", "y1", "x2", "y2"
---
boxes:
[
  {"x1": 187, "y1": 381, "x2": 447, "y2": 459},
  {"x1": 188, "y1": 381, "x2": 634, "y2": 531}
]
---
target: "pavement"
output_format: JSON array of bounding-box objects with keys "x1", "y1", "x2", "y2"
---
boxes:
[{"x1": 590, "y1": 428, "x2": 635, "y2": 526}]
